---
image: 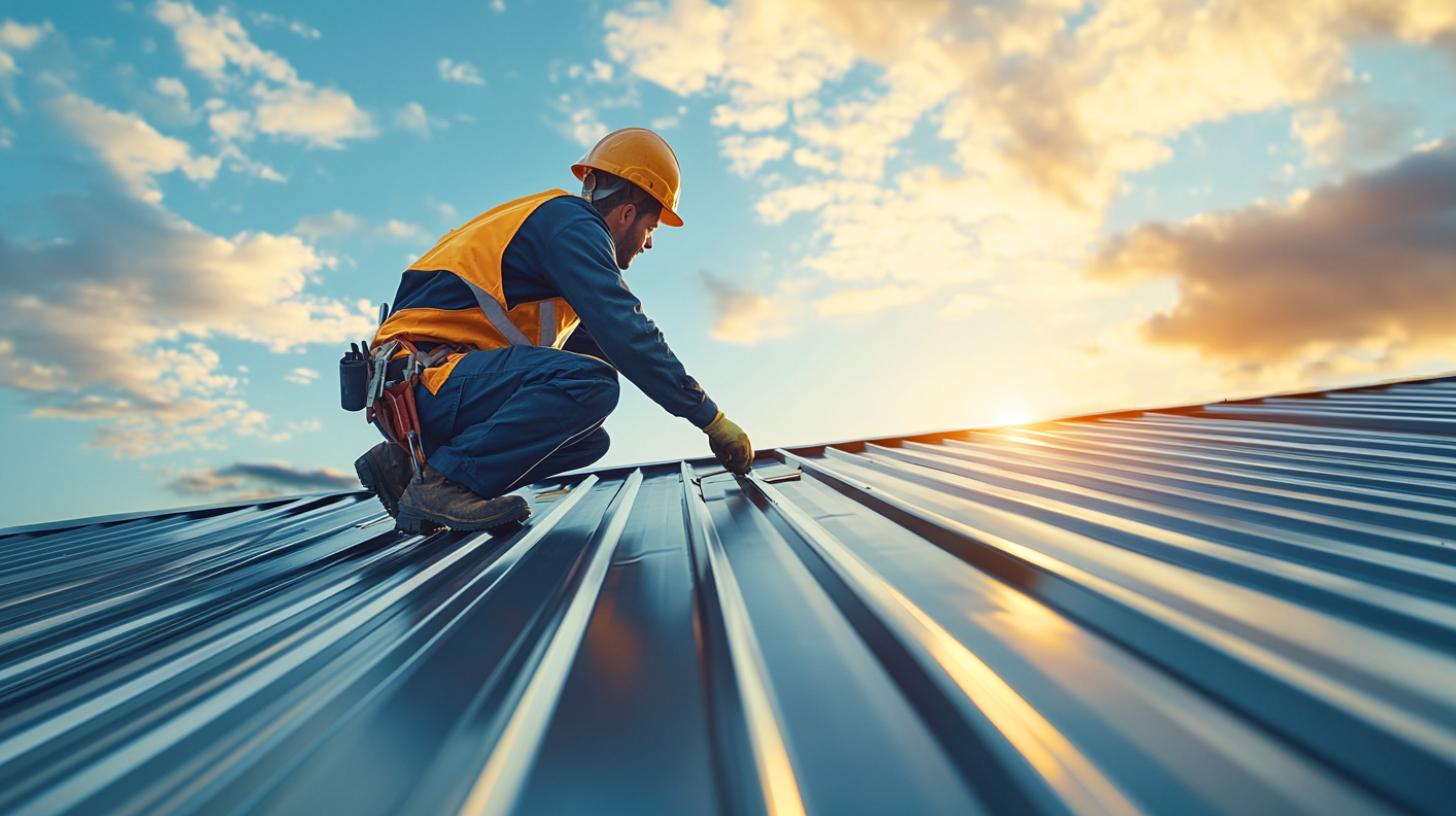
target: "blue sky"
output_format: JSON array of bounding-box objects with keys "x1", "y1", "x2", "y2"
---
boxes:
[{"x1": 2, "y1": 0, "x2": 1455, "y2": 527}]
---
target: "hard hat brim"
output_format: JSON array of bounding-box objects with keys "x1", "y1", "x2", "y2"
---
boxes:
[{"x1": 573, "y1": 162, "x2": 683, "y2": 227}]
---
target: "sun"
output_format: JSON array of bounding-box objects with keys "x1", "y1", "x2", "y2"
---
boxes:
[{"x1": 982, "y1": 398, "x2": 1038, "y2": 428}]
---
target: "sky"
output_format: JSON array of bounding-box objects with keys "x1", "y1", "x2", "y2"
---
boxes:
[{"x1": 1, "y1": 0, "x2": 1455, "y2": 528}]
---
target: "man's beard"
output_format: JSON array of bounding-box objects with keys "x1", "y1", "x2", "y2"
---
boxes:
[{"x1": 614, "y1": 240, "x2": 634, "y2": 270}]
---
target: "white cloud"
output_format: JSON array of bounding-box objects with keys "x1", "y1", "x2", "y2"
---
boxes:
[
  {"x1": 438, "y1": 57, "x2": 485, "y2": 86},
  {"x1": 380, "y1": 219, "x2": 431, "y2": 242},
  {"x1": 146, "y1": 76, "x2": 195, "y2": 123},
  {"x1": 395, "y1": 101, "x2": 447, "y2": 137},
  {"x1": 251, "y1": 83, "x2": 375, "y2": 149},
  {"x1": 491, "y1": 0, "x2": 506, "y2": 12},
  {"x1": 220, "y1": 143, "x2": 287, "y2": 182},
  {"x1": 790, "y1": 146, "x2": 835, "y2": 174},
  {"x1": 603, "y1": 0, "x2": 720, "y2": 96},
  {"x1": 284, "y1": 367, "x2": 319, "y2": 384},
  {"x1": 0, "y1": 183, "x2": 374, "y2": 455},
  {"x1": 206, "y1": 106, "x2": 249, "y2": 140},
  {"x1": 606, "y1": 0, "x2": 854, "y2": 132},
  {"x1": 427, "y1": 198, "x2": 458, "y2": 223},
  {"x1": 568, "y1": 59, "x2": 615, "y2": 83},
  {"x1": 293, "y1": 209, "x2": 361, "y2": 238},
  {"x1": 0, "y1": 19, "x2": 52, "y2": 110},
  {"x1": 155, "y1": 1, "x2": 293, "y2": 86},
  {"x1": 756, "y1": 167, "x2": 1085, "y2": 295},
  {"x1": 51, "y1": 94, "x2": 220, "y2": 203},
  {"x1": 0, "y1": 126, "x2": 14, "y2": 148},
  {"x1": 564, "y1": 106, "x2": 607, "y2": 146},
  {"x1": 791, "y1": 38, "x2": 960, "y2": 181},
  {"x1": 0, "y1": 19, "x2": 49, "y2": 52},
  {"x1": 154, "y1": 1, "x2": 374, "y2": 149},
  {"x1": 153, "y1": 75, "x2": 189, "y2": 102},
  {"x1": 720, "y1": 134, "x2": 789, "y2": 177},
  {"x1": 249, "y1": 11, "x2": 321, "y2": 40}
]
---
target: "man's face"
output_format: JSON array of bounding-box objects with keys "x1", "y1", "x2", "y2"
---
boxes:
[{"x1": 610, "y1": 204, "x2": 661, "y2": 270}]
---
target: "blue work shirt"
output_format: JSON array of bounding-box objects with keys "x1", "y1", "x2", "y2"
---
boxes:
[{"x1": 456, "y1": 194, "x2": 719, "y2": 428}]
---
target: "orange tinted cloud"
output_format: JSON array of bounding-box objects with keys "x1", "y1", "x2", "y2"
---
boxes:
[
  {"x1": 700, "y1": 271, "x2": 796, "y2": 344},
  {"x1": 609, "y1": 0, "x2": 1456, "y2": 325},
  {"x1": 1089, "y1": 141, "x2": 1456, "y2": 371}
]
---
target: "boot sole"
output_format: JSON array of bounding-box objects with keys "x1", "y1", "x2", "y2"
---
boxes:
[
  {"x1": 355, "y1": 451, "x2": 403, "y2": 518},
  {"x1": 395, "y1": 498, "x2": 532, "y2": 534}
]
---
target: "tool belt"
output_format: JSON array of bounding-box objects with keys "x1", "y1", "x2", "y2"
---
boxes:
[{"x1": 340, "y1": 332, "x2": 469, "y2": 480}]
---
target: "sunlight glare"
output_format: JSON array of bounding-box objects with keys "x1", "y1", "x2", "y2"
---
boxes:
[{"x1": 983, "y1": 397, "x2": 1038, "y2": 428}]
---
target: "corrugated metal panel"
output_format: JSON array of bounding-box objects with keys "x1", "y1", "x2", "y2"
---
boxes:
[{"x1": 4, "y1": 378, "x2": 1456, "y2": 815}]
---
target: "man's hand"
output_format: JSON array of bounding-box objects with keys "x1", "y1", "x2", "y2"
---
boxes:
[{"x1": 703, "y1": 411, "x2": 754, "y2": 475}]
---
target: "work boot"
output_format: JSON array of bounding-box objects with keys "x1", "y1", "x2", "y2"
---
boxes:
[
  {"x1": 395, "y1": 463, "x2": 532, "y2": 534},
  {"x1": 355, "y1": 442, "x2": 412, "y2": 518}
]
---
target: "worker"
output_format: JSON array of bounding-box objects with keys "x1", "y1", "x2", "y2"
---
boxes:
[{"x1": 354, "y1": 127, "x2": 753, "y2": 533}]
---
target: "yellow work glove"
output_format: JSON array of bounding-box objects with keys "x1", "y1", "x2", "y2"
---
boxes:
[{"x1": 703, "y1": 411, "x2": 754, "y2": 475}]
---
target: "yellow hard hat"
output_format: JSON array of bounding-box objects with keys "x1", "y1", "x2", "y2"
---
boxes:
[{"x1": 572, "y1": 127, "x2": 684, "y2": 227}]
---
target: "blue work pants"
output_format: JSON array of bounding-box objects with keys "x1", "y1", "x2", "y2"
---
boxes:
[{"x1": 411, "y1": 346, "x2": 619, "y2": 499}]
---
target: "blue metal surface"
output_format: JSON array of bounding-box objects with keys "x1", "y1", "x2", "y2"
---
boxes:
[{"x1": 4, "y1": 377, "x2": 1456, "y2": 815}]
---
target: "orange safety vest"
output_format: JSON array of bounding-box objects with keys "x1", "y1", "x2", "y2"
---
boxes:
[{"x1": 372, "y1": 190, "x2": 582, "y2": 394}]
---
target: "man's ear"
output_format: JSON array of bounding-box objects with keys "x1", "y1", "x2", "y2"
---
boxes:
[{"x1": 605, "y1": 202, "x2": 635, "y2": 238}]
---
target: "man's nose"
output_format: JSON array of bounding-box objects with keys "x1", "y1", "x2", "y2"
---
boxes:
[{"x1": 644, "y1": 235, "x2": 653, "y2": 250}]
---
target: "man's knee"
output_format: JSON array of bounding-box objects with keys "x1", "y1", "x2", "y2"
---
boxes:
[
  {"x1": 592, "y1": 370, "x2": 620, "y2": 415},
  {"x1": 577, "y1": 426, "x2": 611, "y2": 464},
  {"x1": 572, "y1": 376, "x2": 618, "y2": 429}
]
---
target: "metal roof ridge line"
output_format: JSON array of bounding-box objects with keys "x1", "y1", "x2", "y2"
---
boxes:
[{"x1": 455, "y1": 470, "x2": 643, "y2": 816}]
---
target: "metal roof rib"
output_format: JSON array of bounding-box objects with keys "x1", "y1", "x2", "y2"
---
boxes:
[{"x1": 3, "y1": 377, "x2": 1456, "y2": 815}]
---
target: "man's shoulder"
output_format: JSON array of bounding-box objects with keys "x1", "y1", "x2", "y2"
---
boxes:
[
  {"x1": 521, "y1": 193, "x2": 609, "y2": 243},
  {"x1": 529, "y1": 193, "x2": 600, "y2": 223}
]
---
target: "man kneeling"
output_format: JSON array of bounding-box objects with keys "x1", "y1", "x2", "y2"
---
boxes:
[{"x1": 354, "y1": 127, "x2": 753, "y2": 533}]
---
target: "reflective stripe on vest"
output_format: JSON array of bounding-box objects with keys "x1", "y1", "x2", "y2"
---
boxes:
[
  {"x1": 462, "y1": 277, "x2": 533, "y2": 347},
  {"x1": 539, "y1": 300, "x2": 556, "y2": 347}
]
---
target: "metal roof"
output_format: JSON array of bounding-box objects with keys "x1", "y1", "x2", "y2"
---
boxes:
[{"x1": 4, "y1": 376, "x2": 1456, "y2": 816}]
